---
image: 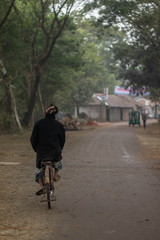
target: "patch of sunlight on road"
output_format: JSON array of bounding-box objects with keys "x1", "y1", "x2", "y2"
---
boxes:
[{"x1": 0, "y1": 162, "x2": 20, "y2": 165}]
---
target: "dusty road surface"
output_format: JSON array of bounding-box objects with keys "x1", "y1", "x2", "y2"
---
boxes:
[{"x1": 0, "y1": 121, "x2": 160, "y2": 240}]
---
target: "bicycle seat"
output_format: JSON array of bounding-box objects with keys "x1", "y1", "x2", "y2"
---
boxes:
[{"x1": 41, "y1": 158, "x2": 53, "y2": 165}]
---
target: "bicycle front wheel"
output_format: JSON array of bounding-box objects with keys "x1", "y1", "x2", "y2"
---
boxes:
[{"x1": 46, "y1": 183, "x2": 51, "y2": 209}]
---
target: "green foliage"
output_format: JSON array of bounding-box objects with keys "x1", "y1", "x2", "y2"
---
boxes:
[
  {"x1": 84, "y1": 0, "x2": 160, "y2": 93},
  {"x1": 150, "y1": 88, "x2": 160, "y2": 102},
  {"x1": 37, "y1": 16, "x2": 119, "y2": 115},
  {"x1": 0, "y1": 0, "x2": 121, "y2": 127}
]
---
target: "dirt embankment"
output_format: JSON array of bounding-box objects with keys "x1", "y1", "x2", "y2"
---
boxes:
[{"x1": 136, "y1": 122, "x2": 160, "y2": 168}]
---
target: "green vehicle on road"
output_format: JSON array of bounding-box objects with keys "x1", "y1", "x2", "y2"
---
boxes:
[{"x1": 129, "y1": 110, "x2": 140, "y2": 127}]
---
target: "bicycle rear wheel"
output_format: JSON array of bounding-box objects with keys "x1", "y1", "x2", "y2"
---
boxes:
[{"x1": 46, "y1": 167, "x2": 52, "y2": 209}]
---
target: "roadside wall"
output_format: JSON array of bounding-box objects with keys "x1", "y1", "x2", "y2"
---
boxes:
[
  {"x1": 79, "y1": 103, "x2": 106, "y2": 122},
  {"x1": 79, "y1": 105, "x2": 101, "y2": 121}
]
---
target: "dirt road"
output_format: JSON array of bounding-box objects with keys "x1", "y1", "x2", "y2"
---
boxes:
[{"x1": 0, "y1": 121, "x2": 160, "y2": 240}]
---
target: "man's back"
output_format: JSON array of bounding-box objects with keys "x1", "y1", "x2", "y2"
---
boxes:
[{"x1": 30, "y1": 115, "x2": 65, "y2": 160}]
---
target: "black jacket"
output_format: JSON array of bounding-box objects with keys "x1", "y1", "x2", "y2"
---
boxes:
[{"x1": 30, "y1": 115, "x2": 65, "y2": 161}]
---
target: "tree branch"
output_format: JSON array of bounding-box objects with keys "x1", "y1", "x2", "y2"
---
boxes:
[
  {"x1": 0, "y1": 0, "x2": 16, "y2": 29},
  {"x1": 40, "y1": 0, "x2": 75, "y2": 65}
]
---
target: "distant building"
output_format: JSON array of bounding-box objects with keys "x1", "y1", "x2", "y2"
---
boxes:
[
  {"x1": 76, "y1": 94, "x2": 144, "y2": 122},
  {"x1": 135, "y1": 96, "x2": 160, "y2": 118}
]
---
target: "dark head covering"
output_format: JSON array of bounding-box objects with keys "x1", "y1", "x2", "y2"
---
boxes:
[{"x1": 45, "y1": 104, "x2": 59, "y2": 116}]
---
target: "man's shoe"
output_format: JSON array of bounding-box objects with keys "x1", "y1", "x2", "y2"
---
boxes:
[{"x1": 36, "y1": 188, "x2": 45, "y2": 196}]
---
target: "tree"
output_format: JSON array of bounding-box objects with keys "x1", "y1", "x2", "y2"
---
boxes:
[
  {"x1": 50, "y1": 17, "x2": 120, "y2": 115},
  {"x1": 70, "y1": 73, "x2": 94, "y2": 117},
  {"x1": 0, "y1": 0, "x2": 123, "y2": 130},
  {"x1": 83, "y1": 0, "x2": 160, "y2": 91},
  {"x1": 0, "y1": 0, "x2": 18, "y2": 130},
  {"x1": 75, "y1": 17, "x2": 119, "y2": 92},
  {"x1": 12, "y1": 0, "x2": 76, "y2": 126}
]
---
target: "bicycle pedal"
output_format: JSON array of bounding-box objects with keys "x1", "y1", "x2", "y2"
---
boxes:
[{"x1": 51, "y1": 194, "x2": 56, "y2": 201}]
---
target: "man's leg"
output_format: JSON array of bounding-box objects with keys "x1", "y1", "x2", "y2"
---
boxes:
[
  {"x1": 54, "y1": 168, "x2": 61, "y2": 181},
  {"x1": 38, "y1": 177, "x2": 44, "y2": 189},
  {"x1": 36, "y1": 158, "x2": 44, "y2": 189},
  {"x1": 53, "y1": 160, "x2": 62, "y2": 181},
  {"x1": 36, "y1": 177, "x2": 45, "y2": 195},
  {"x1": 54, "y1": 168, "x2": 59, "y2": 181},
  {"x1": 35, "y1": 166, "x2": 45, "y2": 195}
]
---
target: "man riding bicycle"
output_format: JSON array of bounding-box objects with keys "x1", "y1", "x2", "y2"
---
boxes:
[{"x1": 30, "y1": 104, "x2": 65, "y2": 195}]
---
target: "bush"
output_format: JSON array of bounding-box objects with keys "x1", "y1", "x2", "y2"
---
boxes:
[
  {"x1": 79, "y1": 112, "x2": 88, "y2": 119},
  {"x1": 0, "y1": 113, "x2": 18, "y2": 133}
]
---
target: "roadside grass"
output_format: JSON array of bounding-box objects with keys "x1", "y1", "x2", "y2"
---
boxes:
[{"x1": 136, "y1": 123, "x2": 160, "y2": 165}]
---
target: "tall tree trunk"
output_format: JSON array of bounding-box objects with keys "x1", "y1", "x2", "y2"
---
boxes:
[
  {"x1": 76, "y1": 104, "x2": 80, "y2": 117},
  {"x1": 0, "y1": 58, "x2": 13, "y2": 128},
  {"x1": 38, "y1": 85, "x2": 45, "y2": 115},
  {"x1": 22, "y1": 65, "x2": 41, "y2": 126},
  {"x1": 20, "y1": 0, "x2": 74, "y2": 127},
  {"x1": 3, "y1": 75, "x2": 12, "y2": 114},
  {"x1": 10, "y1": 85, "x2": 23, "y2": 131}
]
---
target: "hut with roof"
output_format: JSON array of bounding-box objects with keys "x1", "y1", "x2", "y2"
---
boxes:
[{"x1": 76, "y1": 94, "x2": 144, "y2": 122}]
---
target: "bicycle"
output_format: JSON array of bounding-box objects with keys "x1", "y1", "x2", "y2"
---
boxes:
[{"x1": 40, "y1": 159, "x2": 56, "y2": 209}]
